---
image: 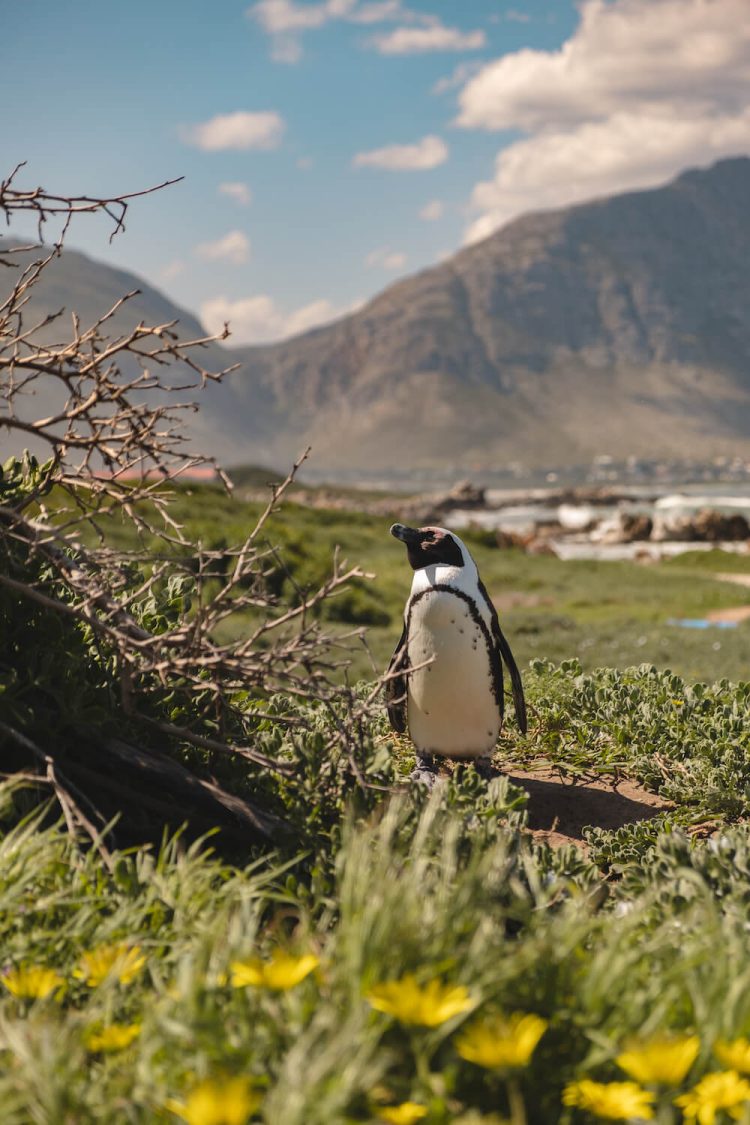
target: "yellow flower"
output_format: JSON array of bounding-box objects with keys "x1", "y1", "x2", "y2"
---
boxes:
[
  {"x1": 366, "y1": 975, "x2": 473, "y2": 1027},
  {"x1": 1, "y1": 965, "x2": 63, "y2": 999},
  {"x1": 455, "y1": 1012, "x2": 547, "y2": 1069},
  {"x1": 229, "y1": 950, "x2": 318, "y2": 991},
  {"x1": 563, "y1": 1079, "x2": 655, "y2": 1120},
  {"x1": 166, "y1": 1076, "x2": 260, "y2": 1125},
  {"x1": 616, "y1": 1034, "x2": 700, "y2": 1085},
  {"x1": 715, "y1": 1038, "x2": 750, "y2": 1074},
  {"x1": 675, "y1": 1070, "x2": 750, "y2": 1125},
  {"x1": 376, "y1": 1103, "x2": 429, "y2": 1125},
  {"x1": 73, "y1": 943, "x2": 145, "y2": 987},
  {"x1": 84, "y1": 1022, "x2": 141, "y2": 1053}
]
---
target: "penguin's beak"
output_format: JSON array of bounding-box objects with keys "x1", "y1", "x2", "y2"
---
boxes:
[{"x1": 390, "y1": 523, "x2": 422, "y2": 545}]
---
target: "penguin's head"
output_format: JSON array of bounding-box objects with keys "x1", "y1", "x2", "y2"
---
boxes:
[{"x1": 390, "y1": 523, "x2": 467, "y2": 571}]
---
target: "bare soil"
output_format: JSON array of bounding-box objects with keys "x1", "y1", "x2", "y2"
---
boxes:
[{"x1": 507, "y1": 767, "x2": 672, "y2": 851}]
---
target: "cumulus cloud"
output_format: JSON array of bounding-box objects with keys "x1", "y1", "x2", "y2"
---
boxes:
[
  {"x1": 194, "y1": 231, "x2": 251, "y2": 265},
  {"x1": 418, "y1": 199, "x2": 443, "y2": 221},
  {"x1": 432, "y1": 59, "x2": 485, "y2": 95},
  {"x1": 457, "y1": 0, "x2": 750, "y2": 241},
  {"x1": 248, "y1": 0, "x2": 429, "y2": 62},
  {"x1": 181, "y1": 111, "x2": 284, "y2": 151},
  {"x1": 161, "y1": 260, "x2": 185, "y2": 281},
  {"x1": 353, "y1": 134, "x2": 447, "y2": 170},
  {"x1": 365, "y1": 247, "x2": 407, "y2": 269},
  {"x1": 219, "y1": 182, "x2": 252, "y2": 206},
  {"x1": 270, "y1": 36, "x2": 304, "y2": 62},
  {"x1": 349, "y1": 1, "x2": 403, "y2": 24},
  {"x1": 465, "y1": 108, "x2": 750, "y2": 242},
  {"x1": 372, "y1": 22, "x2": 485, "y2": 54},
  {"x1": 201, "y1": 293, "x2": 356, "y2": 344}
]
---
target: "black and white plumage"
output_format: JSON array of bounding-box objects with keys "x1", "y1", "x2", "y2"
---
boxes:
[{"x1": 385, "y1": 524, "x2": 526, "y2": 780}]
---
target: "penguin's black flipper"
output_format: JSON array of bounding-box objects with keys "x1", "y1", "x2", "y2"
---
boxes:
[
  {"x1": 494, "y1": 623, "x2": 527, "y2": 735},
  {"x1": 476, "y1": 578, "x2": 527, "y2": 736},
  {"x1": 385, "y1": 624, "x2": 408, "y2": 734}
]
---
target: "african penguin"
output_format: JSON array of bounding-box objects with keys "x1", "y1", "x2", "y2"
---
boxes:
[{"x1": 385, "y1": 524, "x2": 527, "y2": 785}]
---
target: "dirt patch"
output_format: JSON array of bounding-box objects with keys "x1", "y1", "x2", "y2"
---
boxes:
[
  {"x1": 507, "y1": 767, "x2": 672, "y2": 851},
  {"x1": 705, "y1": 606, "x2": 750, "y2": 624},
  {"x1": 716, "y1": 572, "x2": 750, "y2": 588}
]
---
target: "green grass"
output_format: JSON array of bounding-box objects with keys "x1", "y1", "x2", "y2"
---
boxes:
[{"x1": 6, "y1": 658, "x2": 750, "y2": 1122}]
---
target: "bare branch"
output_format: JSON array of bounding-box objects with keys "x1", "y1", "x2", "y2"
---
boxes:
[{"x1": 0, "y1": 165, "x2": 387, "y2": 849}]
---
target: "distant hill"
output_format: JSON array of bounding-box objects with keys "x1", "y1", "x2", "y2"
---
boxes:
[
  {"x1": 4, "y1": 156, "x2": 750, "y2": 477},
  {"x1": 0, "y1": 239, "x2": 254, "y2": 463}
]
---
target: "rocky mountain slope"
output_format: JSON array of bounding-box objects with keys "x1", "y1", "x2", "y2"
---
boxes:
[
  {"x1": 232, "y1": 156, "x2": 750, "y2": 474},
  {"x1": 4, "y1": 157, "x2": 750, "y2": 476}
]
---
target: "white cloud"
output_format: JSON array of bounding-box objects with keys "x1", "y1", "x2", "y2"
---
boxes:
[
  {"x1": 201, "y1": 293, "x2": 356, "y2": 344},
  {"x1": 271, "y1": 36, "x2": 304, "y2": 62},
  {"x1": 218, "y1": 182, "x2": 252, "y2": 206},
  {"x1": 161, "y1": 260, "x2": 185, "y2": 281},
  {"x1": 353, "y1": 134, "x2": 448, "y2": 170},
  {"x1": 181, "y1": 111, "x2": 284, "y2": 151},
  {"x1": 458, "y1": 0, "x2": 750, "y2": 241},
  {"x1": 251, "y1": 0, "x2": 337, "y2": 33},
  {"x1": 418, "y1": 199, "x2": 443, "y2": 221},
  {"x1": 248, "y1": 0, "x2": 426, "y2": 62},
  {"x1": 372, "y1": 22, "x2": 485, "y2": 55},
  {"x1": 466, "y1": 109, "x2": 750, "y2": 242},
  {"x1": 432, "y1": 59, "x2": 484, "y2": 95},
  {"x1": 365, "y1": 247, "x2": 407, "y2": 269},
  {"x1": 194, "y1": 230, "x2": 251, "y2": 265},
  {"x1": 349, "y1": 1, "x2": 403, "y2": 24},
  {"x1": 459, "y1": 0, "x2": 750, "y2": 133},
  {"x1": 505, "y1": 8, "x2": 530, "y2": 22}
]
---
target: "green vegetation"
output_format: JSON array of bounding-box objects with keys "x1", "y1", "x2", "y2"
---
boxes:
[{"x1": 5, "y1": 658, "x2": 750, "y2": 1122}]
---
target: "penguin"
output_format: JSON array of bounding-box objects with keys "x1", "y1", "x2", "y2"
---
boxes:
[{"x1": 385, "y1": 523, "x2": 526, "y2": 784}]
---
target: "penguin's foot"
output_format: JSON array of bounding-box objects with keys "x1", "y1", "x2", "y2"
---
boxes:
[
  {"x1": 473, "y1": 756, "x2": 498, "y2": 781},
  {"x1": 410, "y1": 753, "x2": 438, "y2": 788}
]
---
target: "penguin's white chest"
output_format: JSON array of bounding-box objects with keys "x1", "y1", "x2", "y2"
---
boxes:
[{"x1": 406, "y1": 588, "x2": 500, "y2": 759}]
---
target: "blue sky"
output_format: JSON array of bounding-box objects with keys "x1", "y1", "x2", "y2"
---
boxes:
[{"x1": 4, "y1": 0, "x2": 749, "y2": 344}]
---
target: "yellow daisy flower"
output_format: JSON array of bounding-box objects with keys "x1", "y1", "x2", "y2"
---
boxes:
[
  {"x1": 166, "y1": 1076, "x2": 260, "y2": 1125},
  {"x1": 376, "y1": 1102, "x2": 429, "y2": 1125},
  {"x1": 1, "y1": 965, "x2": 63, "y2": 1000},
  {"x1": 616, "y1": 1034, "x2": 700, "y2": 1085},
  {"x1": 84, "y1": 1022, "x2": 141, "y2": 1053},
  {"x1": 455, "y1": 1012, "x2": 547, "y2": 1069},
  {"x1": 715, "y1": 1038, "x2": 750, "y2": 1074},
  {"x1": 229, "y1": 950, "x2": 318, "y2": 991},
  {"x1": 366, "y1": 975, "x2": 473, "y2": 1027},
  {"x1": 563, "y1": 1079, "x2": 655, "y2": 1120},
  {"x1": 675, "y1": 1070, "x2": 750, "y2": 1125},
  {"x1": 73, "y1": 943, "x2": 145, "y2": 987}
]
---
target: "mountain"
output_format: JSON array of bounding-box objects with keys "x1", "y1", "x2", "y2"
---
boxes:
[
  {"x1": 232, "y1": 155, "x2": 750, "y2": 474},
  {"x1": 4, "y1": 156, "x2": 750, "y2": 476}
]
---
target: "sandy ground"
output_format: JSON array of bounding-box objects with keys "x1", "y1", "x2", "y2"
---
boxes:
[
  {"x1": 716, "y1": 572, "x2": 750, "y2": 588},
  {"x1": 507, "y1": 767, "x2": 671, "y2": 851}
]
